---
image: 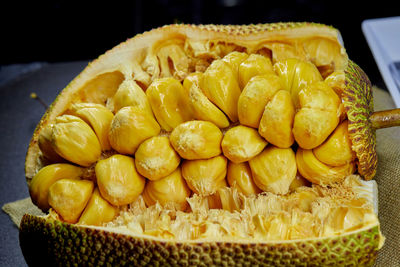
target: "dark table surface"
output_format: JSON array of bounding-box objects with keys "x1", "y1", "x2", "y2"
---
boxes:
[{"x1": 0, "y1": 61, "x2": 89, "y2": 266}]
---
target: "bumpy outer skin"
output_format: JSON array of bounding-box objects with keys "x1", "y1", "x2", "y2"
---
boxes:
[
  {"x1": 20, "y1": 215, "x2": 380, "y2": 267},
  {"x1": 343, "y1": 60, "x2": 377, "y2": 180}
]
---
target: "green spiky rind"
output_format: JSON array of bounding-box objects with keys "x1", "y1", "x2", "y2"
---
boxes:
[
  {"x1": 20, "y1": 214, "x2": 380, "y2": 266},
  {"x1": 343, "y1": 60, "x2": 377, "y2": 180}
]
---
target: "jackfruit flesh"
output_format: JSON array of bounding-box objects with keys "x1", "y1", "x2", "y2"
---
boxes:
[{"x1": 30, "y1": 37, "x2": 376, "y2": 244}]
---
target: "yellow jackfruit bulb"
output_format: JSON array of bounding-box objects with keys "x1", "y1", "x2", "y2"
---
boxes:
[
  {"x1": 293, "y1": 81, "x2": 340, "y2": 149},
  {"x1": 110, "y1": 79, "x2": 153, "y2": 114},
  {"x1": 237, "y1": 73, "x2": 282, "y2": 128},
  {"x1": 78, "y1": 188, "x2": 118, "y2": 226},
  {"x1": 48, "y1": 178, "x2": 94, "y2": 224},
  {"x1": 313, "y1": 120, "x2": 356, "y2": 166},
  {"x1": 135, "y1": 136, "x2": 180, "y2": 181},
  {"x1": 222, "y1": 51, "x2": 249, "y2": 81},
  {"x1": 142, "y1": 167, "x2": 191, "y2": 211},
  {"x1": 29, "y1": 163, "x2": 84, "y2": 211},
  {"x1": 95, "y1": 154, "x2": 146, "y2": 206},
  {"x1": 238, "y1": 54, "x2": 273, "y2": 89},
  {"x1": 274, "y1": 58, "x2": 323, "y2": 108},
  {"x1": 221, "y1": 125, "x2": 267, "y2": 163},
  {"x1": 181, "y1": 155, "x2": 227, "y2": 196},
  {"x1": 200, "y1": 59, "x2": 241, "y2": 122},
  {"x1": 183, "y1": 73, "x2": 229, "y2": 128},
  {"x1": 146, "y1": 77, "x2": 194, "y2": 131},
  {"x1": 51, "y1": 115, "x2": 101, "y2": 167},
  {"x1": 38, "y1": 124, "x2": 65, "y2": 162},
  {"x1": 324, "y1": 71, "x2": 345, "y2": 96},
  {"x1": 227, "y1": 161, "x2": 261, "y2": 196},
  {"x1": 258, "y1": 89, "x2": 295, "y2": 148},
  {"x1": 249, "y1": 146, "x2": 297, "y2": 195},
  {"x1": 108, "y1": 106, "x2": 160, "y2": 155},
  {"x1": 170, "y1": 120, "x2": 222, "y2": 160},
  {"x1": 67, "y1": 103, "x2": 114, "y2": 151},
  {"x1": 289, "y1": 173, "x2": 311, "y2": 191},
  {"x1": 296, "y1": 148, "x2": 356, "y2": 185},
  {"x1": 183, "y1": 72, "x2": 203, "y2": 90}
]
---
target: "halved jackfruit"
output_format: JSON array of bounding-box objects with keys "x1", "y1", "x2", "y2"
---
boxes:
[{"x1": 22, "y1": 23, "x2": 400, "y2": 266}]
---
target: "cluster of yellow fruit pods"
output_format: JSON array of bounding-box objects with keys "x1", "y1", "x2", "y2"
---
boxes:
[{"x1": 21, "y1": 23, "x2": 400, "y2": 266}]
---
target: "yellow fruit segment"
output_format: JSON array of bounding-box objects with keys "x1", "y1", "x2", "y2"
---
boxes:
[
  {"x1": 110, "y1": 79, "x2": 153, "y2": 115},
  {"x1": 237, "y1": 73, "x2": 282, "y2": 128},
  {"x1": 238, "y1": 54, "x2": 273, "y2": 88},
  {"x1": 38, "y1": 124, "x2": 65, "y2": 162},
  {"x1": 249, "y1": 146, "x2": 297, "y2": 194},
  {"x1": 135, "y1": 136, "x2": 180, "y2": 181},
  {"x1": 146, "y1": 77, "x2": 194, "y2": 131},
  {"x1": 293, "y1": 81, "x2": 340, "y2": 149},
  {"x1": 170, "y1": 120, "x2": 222, "y2": 160},
  {"x1": 95, "y1": 154, "x2": 146, "y2": 206},
  {"x1": 221, "y1": 125, "x2": 267, "y2": 163},
  {"x1": 200, "y1": 59, "x2": 241, "y2": 122},
  {"x1": 222, "y1": 51, "x2": 249, "y2": 82},
  {"x1": 108, "y1": 106, "x2": 160, "y2": 155},
  {"x1": 324, "y1": 71, "x2": 345, "y2": 96},
  {"x1": 51, "y1": 115, "x2": 101, "y2": 167},
  {"x1": 274, "y1": 58, "x2": 323, "y2": 108},
  {"x1": 289, "y1": 173, "x2": 311, "y2": 191},
  {"x1": 67, "y1": 103, "x2": 114, "y2": 151},
  {"x1": 29, "y1": 163, "x2": 84, "y2": 211},
  {"x1": 78, "y1": 188, "x2": 118, "y2": 226},
  {"x1": 227, "y1": 161, "x2": 261, "y2": 196},
  {"x1": 313, "y1": 120, "x2": 356, "y2": 166},
  {"x1": 296, "y1": 148, "x2": 356, "y2": 185},
  {"x1": 258, "y1": 90, "x2": 295, "y2": 148},
  {"x1": 181, "y1": 155, "x2": 227, "y2": 196},
  {"x1": 183, "y1": 73, "x2": 230, "y2": 128},
  {"x1": 48, "y1": 178, "x2": 94, "y2": 224},
  {"x1": 142, "y1": 167, "x2": 191, "y2": 211}
]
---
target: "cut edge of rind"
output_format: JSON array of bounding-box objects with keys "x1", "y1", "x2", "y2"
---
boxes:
[{"x1": 19, "y1": 213, "x2": 381, "y2": 266}]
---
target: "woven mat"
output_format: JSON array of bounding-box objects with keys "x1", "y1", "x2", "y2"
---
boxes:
[{"x1": 2, "y1": 86, "x2": 399, "y2": 266}]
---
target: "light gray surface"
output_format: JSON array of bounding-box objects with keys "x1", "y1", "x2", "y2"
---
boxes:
[{"x1": 0, "y1": 61, "x2": 89, "y2": 266}]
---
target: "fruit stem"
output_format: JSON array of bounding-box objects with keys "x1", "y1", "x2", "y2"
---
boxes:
[
  {"x1": 30, "y1": 92, "x2": 48, "y2": 109},
  {"x1": 370, "y1": 108, "x2": 400, "y2": 129}
]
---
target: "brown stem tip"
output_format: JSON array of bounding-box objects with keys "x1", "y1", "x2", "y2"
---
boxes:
[
  {"x1": 370, "y1": 109, "x2": 400, "y2": 129},
  {"x1": 30, "y1": 92, "x2": 48, "y2": 109}
]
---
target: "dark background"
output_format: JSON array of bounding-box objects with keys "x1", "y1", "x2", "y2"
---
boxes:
[{"x1": 1, "y1": 0, "x2": 399, "y2": 86}]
